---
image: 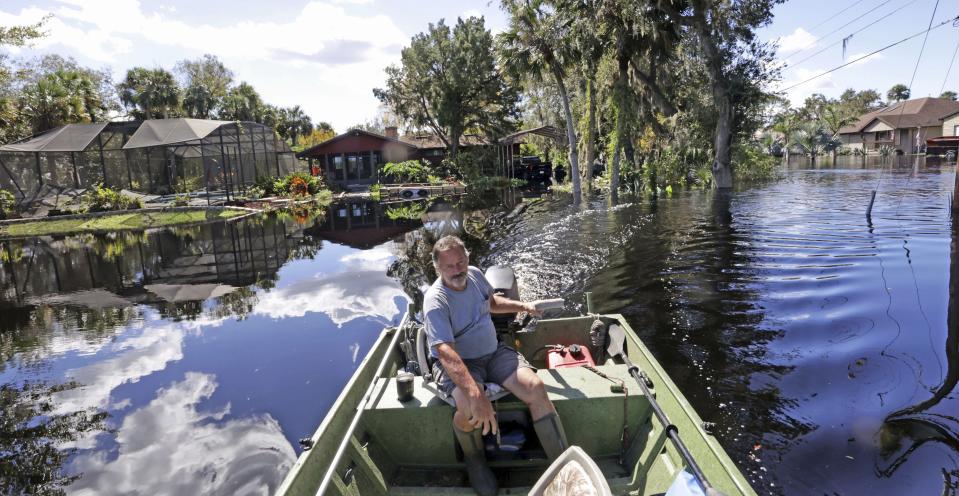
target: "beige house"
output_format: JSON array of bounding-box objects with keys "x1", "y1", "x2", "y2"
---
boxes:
[
  {"x1": 838, "y1": 97, "x2": 959, "y2": 154},
  {"x1": 941, "y1": 110, "x2": 959, "y2": 137}
]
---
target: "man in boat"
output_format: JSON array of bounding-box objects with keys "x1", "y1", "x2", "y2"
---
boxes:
[{"x1": 425, "y1": 235, "x2": 569, "y2": 496}]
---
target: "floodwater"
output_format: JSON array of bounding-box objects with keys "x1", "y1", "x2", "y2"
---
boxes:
[{"x1": 1, "y1": 158, "x2": 957, "y2": 495}]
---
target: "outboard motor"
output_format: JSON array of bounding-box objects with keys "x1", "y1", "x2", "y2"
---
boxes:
[{"x1": 485, "y1": 265, "x2": 520, "y2": 331}]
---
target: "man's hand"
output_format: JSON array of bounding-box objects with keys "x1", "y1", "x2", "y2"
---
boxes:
[
  {"x1": 524, "y1": 301, "x2": 544, "y2": 317},
  {"x1": 467, "y1": 391, "x2": 498, "y2": 436}
]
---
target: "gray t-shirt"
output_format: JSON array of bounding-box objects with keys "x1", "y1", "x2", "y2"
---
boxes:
[{"x1": 423, "y1": 266, "x2": 498, "y2": 359}]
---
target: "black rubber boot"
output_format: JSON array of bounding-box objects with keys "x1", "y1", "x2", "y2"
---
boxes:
[
  {"x1": 453, "y1": 424, "x2": 497, "y2": 496},
  {"x1": 533, "y1": 412, "x2": 570, "y2": 460}
]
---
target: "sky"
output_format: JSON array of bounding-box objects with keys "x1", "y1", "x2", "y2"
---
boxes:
[{"x1": 0, "y1": 0, "x2": 956, "y2": 132}]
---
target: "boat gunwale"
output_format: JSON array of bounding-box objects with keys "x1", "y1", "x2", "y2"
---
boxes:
[
  {"x1": 277, "y1": 312, "x2": 756, "y2": 496},
  {"x1": 274, "y1": 318, "x2": 402, "y2": 495},
  {"x1": 609, "y1": 313, "x2": 755, "y2": 496}
]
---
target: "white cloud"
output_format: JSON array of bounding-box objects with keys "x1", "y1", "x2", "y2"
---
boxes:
[
  {"x1": 847, "y1": 52, "x2": 884, "y2": 67},
  {"x1": 775, "y1": 67, "x2": 835, "y2": 107},
  {"x1": 777, "y1": 27, "x2": 817, "y2": 53},
  {"x1": 0, "y1": 7, "x2": 133, "y2": 62},
  {"x1": 67, "y1": 372, "x2": 296, "y2": 496},
  {"x1": 0, "y1": 1, "x2": 411, "y2": 129}
]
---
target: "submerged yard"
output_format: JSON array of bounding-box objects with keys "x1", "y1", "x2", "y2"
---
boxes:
[{"x1": 0, "y1": 159, "x2": 956, "y2": 494}]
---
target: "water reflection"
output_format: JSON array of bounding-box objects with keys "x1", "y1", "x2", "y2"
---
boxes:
[
  {"x1": 876, "y1": 198, "x2": 959, "y2": 488},
  {"x1": 66, "y1": 372, "x2": 296, "y2": 496},
  {"x1": 0, "y1": 202, "x2": 423, "y2": 495},
  {"x1": 0, "y1": 380, "x2": 108, "y2": 495}
]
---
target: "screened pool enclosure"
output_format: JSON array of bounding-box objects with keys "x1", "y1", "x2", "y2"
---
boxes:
[{"x1": 0, "y1": 118, "x2": 298, "y2": 202}]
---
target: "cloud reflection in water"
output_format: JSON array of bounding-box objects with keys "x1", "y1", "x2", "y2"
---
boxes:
[{"x1": 68, "y1": 372, "x2": 295, "y2": 496}]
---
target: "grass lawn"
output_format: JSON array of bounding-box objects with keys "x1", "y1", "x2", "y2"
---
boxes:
[{"x1": 0, "y1": 209, "x2": 247, "y2": 238}]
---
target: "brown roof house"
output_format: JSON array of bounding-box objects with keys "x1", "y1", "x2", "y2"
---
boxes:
[
  {"x1": 296, "y1": 126, "x2": 495, "y2": 187},
  {"x1": 838, "y1": 97, "x2": 959, "y2": 154}
]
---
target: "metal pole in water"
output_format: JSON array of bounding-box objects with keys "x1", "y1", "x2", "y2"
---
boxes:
[
  {"x1": 866, "y1": 190, "x2": 877, "y2": 219},
  {"x1": 953, "y1": 152, "x2": 959, "y2": 214},
  {"x1": 585, "y1": 291, "x2": 594, "y2": 314}
]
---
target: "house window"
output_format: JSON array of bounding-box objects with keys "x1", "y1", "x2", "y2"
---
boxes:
[
  {"x1": 346, "y1": 154, "x2": 359, "y2": 180},
  {"x1": 954, "y1": 125, "x2": 959, "y2": 136},
  {"x1": 875, "y1": 130, "x2": 893, "y2": 142},
  {"x1": 361, "y1": 153, "x2": 372, "y2": 179},
  {"x1": 331, "y1": 154, "x2": 344, "y2": 181}
]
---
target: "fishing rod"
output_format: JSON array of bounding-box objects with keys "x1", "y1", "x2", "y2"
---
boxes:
[{"x1": 605, "y1": 323, "x2": 725, "y2": 496}]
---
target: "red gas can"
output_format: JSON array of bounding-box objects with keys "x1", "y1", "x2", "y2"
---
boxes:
[{"x1": 546, "y1": 344, "x2": 596, "y2": 369}]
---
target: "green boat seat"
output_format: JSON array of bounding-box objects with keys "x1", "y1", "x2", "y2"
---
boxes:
[{"x1": 362, "y1": 364, "x2": 652, "y2": 472}]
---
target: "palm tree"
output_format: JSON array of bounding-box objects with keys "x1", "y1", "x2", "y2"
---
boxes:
[
  {"x1": 819, "y1": 104, "x2": 855, "y2": 162},
  {"x1": 288, "y1": 105, "x2": 312, "y2": 145},
  {"x1": 560, "y1": 0, "x2": 602, "y2": 186},
  {"x1": 219, "y1": 82, "x2": 262, "y2": 122},
  {"x1": 792, "y1": 122, "x2": 836, "y2": 164},
  {"x1": 595, "y1": 0, "x2": 679, "y2": 196},
  {"x1": 183, "y1": 83, "x2": 216, "y2": 118},
  {"x1": 771, "y1": 110, "x2": 801, "y2": 163},
  {"x1": 886, "y1": 84, "x2": 910, "y2": 103},
  {"x1": 499, "y1": 0, "x2": 582, "y2": 201},
  {"x1": 19, "y1": 70, "x2": 95, "y2": 133},
  {"x1": 117, "y1": 67, "x2": 181, "y2": 119}
]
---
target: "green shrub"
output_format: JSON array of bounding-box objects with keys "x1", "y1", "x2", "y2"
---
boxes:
[
  {"x1": 246, "y1": 184, "x2": 266, "y2": 200},
  {"x1": 272, "y1": 172, "x2": 324, "y2": 198},
  {"x1": 732, "y1": 143, "x2": 778, "y2": 182},
  {"x1": 0, "y1": 188, "x2": 16, "y2": 220},
  {"x1": 381, "y1": 160, "x2": 431, "y2": 183},
  {"x1": 173, "y1": 176, "x2": 201, "y2": 195},
  {"x1": 442, "y1": 147, "x2": 498, "y2": 182},
  {"x1": 254, "y1": 175, "x2": 278, "y2": 196},
  {"x1": 82, "y1": 184, "x2": 143, "y2": 212}
]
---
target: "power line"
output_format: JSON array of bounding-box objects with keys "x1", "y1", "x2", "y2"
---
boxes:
[
  {"x1": 781, "y1": 0, "x2": 895, "y2": 60},
  {"x1": 779, "y1": 13, "x2": 959, "y2": 92},
  {"x1": 787, "y1": 0, "x2": 919, "y2": 69},
  {"x1": 941, "y1": 37, "x2": 959, "y2": 95},
  {"x1": 807, "y1": 0, "x2": 869, "y2": 33}
]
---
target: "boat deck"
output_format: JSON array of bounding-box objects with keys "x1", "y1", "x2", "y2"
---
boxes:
[{"x1": 358, "y1": 364, "x2": 653, "y2": 493}]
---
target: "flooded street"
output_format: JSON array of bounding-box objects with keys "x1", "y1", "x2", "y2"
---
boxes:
[{"x1": 2, "y1": 159, "x2": 958, "y2": 494}]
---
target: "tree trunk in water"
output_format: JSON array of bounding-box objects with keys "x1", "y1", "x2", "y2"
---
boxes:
[
  {"x1": 584, "y1": 77, "x2": 597, "y2": 186},
  {"x1": 550, "y1": 61, "x2": 581, "y2": 201},
  {"x1": 711, "y1": 95, "x2": 734, "y2": 189},
  {"x1": 610, "y1": 57, "x2": 628, "y2": 197}
]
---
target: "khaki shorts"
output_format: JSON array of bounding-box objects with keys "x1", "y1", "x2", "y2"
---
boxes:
[{"x1": 432, "y1": 342, "x2": 535, "y2": 395}]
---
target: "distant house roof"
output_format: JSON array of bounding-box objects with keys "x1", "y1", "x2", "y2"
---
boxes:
[
  {"x1": 295, "y1": 128, "x2": 417, "y2": 158},
  {"x1": 296, "y1": 129, "x2": 493, "y2": 158},
  {"x1": 839, "y1": 97, "x2": 959, "y2": 134},
  {"x1": 399, "y1": 133, "x2": 491, "y2": 149},
  {"x1": 499, "y1": 125, "x2": 566, "y2": 144}
]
